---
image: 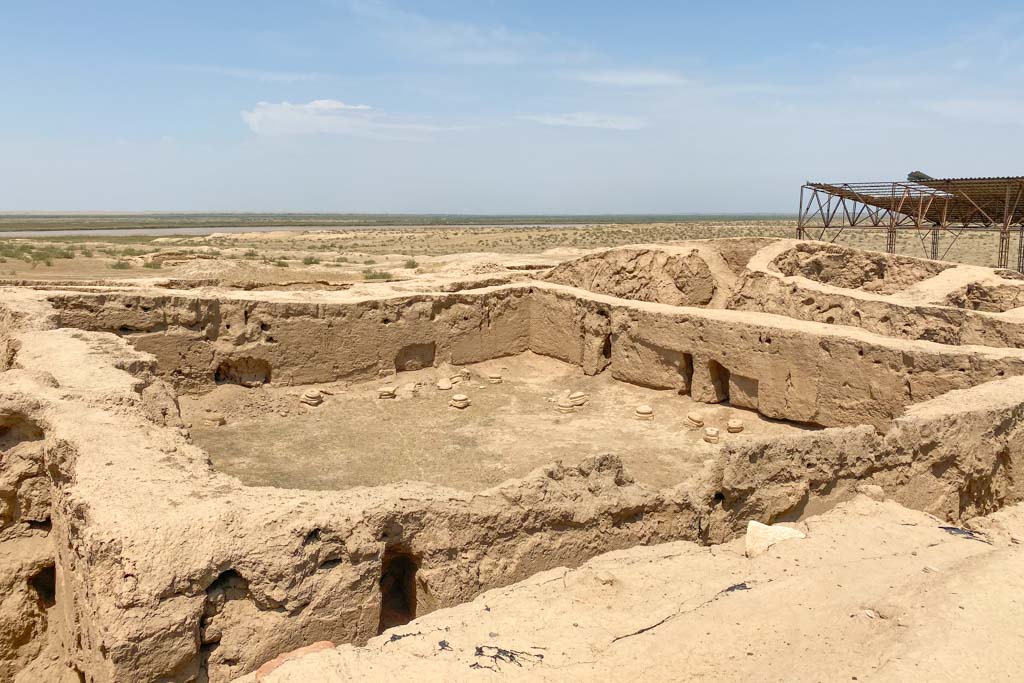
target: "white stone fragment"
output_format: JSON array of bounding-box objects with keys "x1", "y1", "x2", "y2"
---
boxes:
[
  {"x1": 203, "y1": 411, "x2": 226, "y2": 426},
  {"x1": 555, "y1": 397, "x2": 576, "y2": 414},
  {"x1": 449, "y1": 393, "x2": 471, "y2": 409},
  {"x1": 745, "y1": 520, "x2": 806, "y2": 558},
  {"x1": 300, "y1": 389, "x2": 323, "y2": 406},
  {"x1": 568, "y1": 391, "x2": 589, "y2": 407},
  {"x1": 856, "y1": 484, "x2": 885, "y2": 501}
]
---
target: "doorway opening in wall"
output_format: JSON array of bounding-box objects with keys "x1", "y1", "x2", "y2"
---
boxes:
[
  {"x1": 377, "y1": 548, "x2": 419, "y2": 634},
  {"x1": 680, "y1": 353, "x2": 694, "y2": 394},
  {"x1": 708, "y1": 360, "x2": 731, "y2": 403}
]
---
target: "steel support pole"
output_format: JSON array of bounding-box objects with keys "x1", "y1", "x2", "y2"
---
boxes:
[
  {"x1": 796, "y1": 186, "x2": 805, "y2": 240},
  {"x1": 886, "y1": 228, "x2": 897, "y2": 254},
  {"x1": 1017, "y1": 226, "x2": 1024, "y2": 273},
  {"x1": 886, "y1": 183, "x2": 897, "y2": 254},
  {"x1": 930, "y1": 227, "x2": 940, "y2": 260}
]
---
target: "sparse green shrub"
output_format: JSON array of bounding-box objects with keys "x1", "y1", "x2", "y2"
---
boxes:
[
  {"x1": 243, "y1": 249, "x2": 259, "y2": 258},
  {"x1": 110, "y1": 260, "x2": 131, "y2": 270},
  {"x1": 364, "y1": 259, "x2": 376, "y2": 265},
  {"x1": 363, "y1": 269, "x2": 393, "y2": 280},
  {"x1": 404, "y1": 259, "x2": 419, "y2": 269},
  {"x1": 143, "y1": 260, "x2": 162, "y2": 269},
  {"x1": 302, "y1": 256, "x2": 321, "y2": 265}
]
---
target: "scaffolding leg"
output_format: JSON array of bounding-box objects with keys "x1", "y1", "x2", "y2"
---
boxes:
[
  {"x1": 930, "y1": 227, "x2": 940, "y2": 260},
  {"x1": 1018, "y1": 226, "x2": 1024, "y2": 273},
  {"x1": 885, "y1": 228, "x2": 897, "y2": 254},
  {"x1": 998, "y1": 229, "x2": 1011, "y2": 269},
  {"x1": 796, "y1": 186, "x2": 805, "y2": 241}
]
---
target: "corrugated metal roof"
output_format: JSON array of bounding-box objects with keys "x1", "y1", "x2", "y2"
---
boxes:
[
  {"x1": 802, "y1": 177, "x2": 1024, "y2": 228},
  {"x1": 810, "y1": 176, "x2": 1024, "y2": 185}
]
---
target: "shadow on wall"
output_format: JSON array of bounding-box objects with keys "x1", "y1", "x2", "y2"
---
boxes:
[
  {"x1": 214, "y1": 357, "x2": 272, "y2": 387},
  {"x1": 708, "y1": 360, "x2": 730, "y2": 403},
  {"x1": 377, "y1": 548, "x2": 420, "y2": 634},
  {"x1": 395, "y1": 343, "x2": 436, "y2": 372}
]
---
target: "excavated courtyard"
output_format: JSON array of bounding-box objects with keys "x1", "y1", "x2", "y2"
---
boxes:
[
  {"x1": 1, "y1": 237, "x2": 1024, "y2": 681},
  {"x1": 185, "y1": 353, "x2": 806, "y2": 491}
]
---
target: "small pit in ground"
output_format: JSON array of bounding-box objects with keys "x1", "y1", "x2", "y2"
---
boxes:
[{"x1": 180, "y1": 353, "x2": 814, "y2": 492}]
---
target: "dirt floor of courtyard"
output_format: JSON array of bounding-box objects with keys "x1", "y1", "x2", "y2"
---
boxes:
[{"x1": 181, "y1": 353, "x2": 812, "y2": 492}]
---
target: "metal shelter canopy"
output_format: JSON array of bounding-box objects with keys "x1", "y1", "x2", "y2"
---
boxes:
[{"x1": 796, "y1": 175, "x2": 1024, "y2": 270}]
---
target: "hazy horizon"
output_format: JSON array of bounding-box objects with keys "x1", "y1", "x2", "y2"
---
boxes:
[{"x1": 3, "y1": 1, "x2": 1022, "y2": 213}]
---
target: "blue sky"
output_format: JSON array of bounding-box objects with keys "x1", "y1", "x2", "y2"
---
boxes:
[{"x1": 2, "y1": 1, "x2": 1023, "y2": 212}]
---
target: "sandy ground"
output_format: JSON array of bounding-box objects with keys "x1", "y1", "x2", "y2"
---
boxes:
[
  {"x1": 182, "y1": 354, "x2": 808, "y2": 492},
  {"x1": 241, "y1": 495, "x2": 1024, "y2": 682},
  {"x1": 1, "y1": 220, "x2": 1018, "y2": 284}
]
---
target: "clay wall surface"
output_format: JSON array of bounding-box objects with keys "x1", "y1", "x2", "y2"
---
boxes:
[
  {"x1": 529, "y1": 284, "x2": 1024, "y2": 429},
  {"x1": 0, "y1": 403, "x2": 54, "y2": 680},
  {"x1": 729, "y1": 269, "x2": 1024, "y2": 348},
  {"x1": 48, "y1": 288, "x2": 531, "y2": 391},
  {"x1": 721, "y1": 240, "x2": 1024, "y2": 348},
  {"x1": 47, "y1": 283, "x2": 1024, "y2": 430}
]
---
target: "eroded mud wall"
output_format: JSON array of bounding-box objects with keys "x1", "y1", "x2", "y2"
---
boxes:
[
  {"x1": 730, "y1": 270, "x2": 1024, "y2": 348},
  {"x1": 698, "y1": 376, "x2": 1024, "y2": 542},
  {"x1": 49, "y1": 288, "x2": 531, "y2": 391},
  {"x1": 0, "y1": 406, "x2": 54, "y2": 680},
  {"x1": 529, "y1": 286, "x2": 1024, "y2": 429}
]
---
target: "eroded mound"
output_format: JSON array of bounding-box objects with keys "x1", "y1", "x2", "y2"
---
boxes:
[
  {"x1": 772, "y1": 242, "x2": 953, "y2": 293},
  {"x1": 543, "y1": 246, "x2": 719, "y2": 306},
  {"x1": 945, "y1": 281, "x2": 1024, "y2": 312}
]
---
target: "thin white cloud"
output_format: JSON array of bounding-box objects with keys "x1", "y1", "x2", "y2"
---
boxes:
[
  {"x1": 521, "y1": 113, "x2": 646, "y2": 131},
  {"x1": 348, "y1": 0, "x2": 588, "y2": 66},
  {"x1": 568, "y1": 69, "x2": 691, "y2": 87},
  {"x1": 241, "y1": 99, "x2": 452, "y2": 138},
  {"x1": 180, "y1": 65, "x2": 326, "y2": 82}
]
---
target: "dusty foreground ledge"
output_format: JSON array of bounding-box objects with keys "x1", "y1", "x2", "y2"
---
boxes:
[{"x1": 240, "y1": 496, "x2": 1024, "y2": 682}]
